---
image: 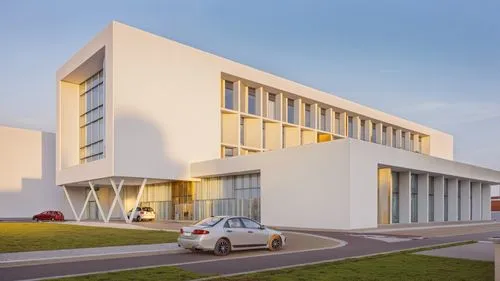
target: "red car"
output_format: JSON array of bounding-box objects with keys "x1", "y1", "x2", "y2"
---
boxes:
[{"x1": 32, "y1": 211, "x2": 65, "y2": 222}]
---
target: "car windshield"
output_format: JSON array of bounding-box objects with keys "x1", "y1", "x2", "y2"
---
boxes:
[{"x1": 195, "y1": 217, "x2": 223, "y2": 227}]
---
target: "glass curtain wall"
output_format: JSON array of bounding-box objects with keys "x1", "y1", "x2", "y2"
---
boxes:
[
  {"x1": 411, "y1": 174, "x2": 418, "y2": 222},
  {"x1": 79, "y1": 70, "x2": 105, "y2": 164},
  {"x1": 141, "y1": 183, "x2": 173, "y2": 221},
  {"x1": 392, "y1": 172, "x2": 399, "y2": 223},
  {"x1": 194, "y1": 173, "x2": 261, "y2": 222},
  {"x1": 429, "y1": 176, "x2": 434, "y2": 222}
]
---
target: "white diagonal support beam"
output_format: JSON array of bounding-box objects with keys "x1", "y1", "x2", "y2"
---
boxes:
[
  {"x1": 128, "y1": 178, "x2": 147, "y2": 223},
  {"x1": 62, "y1": 186, "x2": 79, "y2": 222},
  {"x1": 89, "y1": 181, "x2": 107, "y2": 222},
  {"x1": 78, "y1": 187, "x2": 94, "y2": 221},
  {"x1": 107, "y1": 179, "x2": 127, "y2": 222}
]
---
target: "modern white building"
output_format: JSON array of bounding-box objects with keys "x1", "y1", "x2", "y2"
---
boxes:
[{"x1": 54, "y1": 21, "x2": 500, "y2": 229}]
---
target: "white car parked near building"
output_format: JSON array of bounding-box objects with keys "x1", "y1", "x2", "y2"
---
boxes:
[
  {"x1": 127, "y1": 207, "x2": 156, "y2": 222},
  {"x1": 178, "y1": 216, "x2": 286, "y2": 256}
]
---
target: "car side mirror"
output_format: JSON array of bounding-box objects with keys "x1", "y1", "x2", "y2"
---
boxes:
[{"x1": 260, "y1": 225, "x2": 266, "y2": 230}]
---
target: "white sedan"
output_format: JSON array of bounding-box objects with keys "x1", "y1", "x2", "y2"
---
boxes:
[{"x1": 178, "y1": 216, "x2": 286, "y2": 256}]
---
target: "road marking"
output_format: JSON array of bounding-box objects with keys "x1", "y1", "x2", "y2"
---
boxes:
[{"x1": 350, "y1": 234, "x2": 424, "y2": 243}]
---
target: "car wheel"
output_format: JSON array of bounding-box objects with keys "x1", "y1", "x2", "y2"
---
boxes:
[
  {"x1": 33, "y1": 218, "x2": 39, "y2": 222},
  {"x1": 136, "y1": 216, "x2": 141, "y2": 222},
  {"x1": 214, "y1": 238, "x2": 231, "y2": 256},
  {"x1": 51, "y1": 218, "x2": 55, "y2": 222},
  {"x1": 269, "y1": 235, "x2": 283, "y2": 251}
]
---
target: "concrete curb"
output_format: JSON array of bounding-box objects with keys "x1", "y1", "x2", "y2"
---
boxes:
[{"x1": 0, "y1": 247, "x2": 187, "y2": 268}]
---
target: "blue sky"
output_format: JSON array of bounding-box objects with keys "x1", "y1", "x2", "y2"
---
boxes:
[{"x1": 1, "y1": 0, "x2": 499, "y2": 170}]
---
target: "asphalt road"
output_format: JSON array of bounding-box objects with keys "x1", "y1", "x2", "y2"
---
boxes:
[{"x1": 1, "y1": 230, "x2": 498, "y2": 281}]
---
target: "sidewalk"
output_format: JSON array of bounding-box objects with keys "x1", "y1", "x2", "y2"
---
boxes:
[{"x1": 0, "y1": 242, "x2": 184, "y2": 267}]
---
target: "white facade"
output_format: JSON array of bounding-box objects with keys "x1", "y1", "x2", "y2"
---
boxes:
[
  {"x1": 51, "y1": 21, "x2": 500, "y2": 229},
  {"x1": 0, "y1": 126, "x2": 72, "y2": 219}
]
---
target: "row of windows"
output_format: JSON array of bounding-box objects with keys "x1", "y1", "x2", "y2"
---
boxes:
[{"x1": 79, "y1": 70, "x2": 105, "y2": 164}]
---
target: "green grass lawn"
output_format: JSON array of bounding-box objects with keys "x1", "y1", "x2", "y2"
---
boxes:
[
  {"x1": 53, "y1": 242, "x2": 493, "y2": 281},
  {"x1": 0, "y1": 222, "x2": 179, "y2": 253}
]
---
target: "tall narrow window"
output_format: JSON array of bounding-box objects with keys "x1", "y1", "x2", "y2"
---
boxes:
[
  {"x1": 392, "y1": 130, "x2": 397, "y2": 148},
  {"x1": 418, "y1": 136, "x2": 422, "y2": 153},
  {"x1": 79, "y1": 69, "x2": 105, "y2": 164},
  {"x1": 348, "y1": 116, "x2": 354, "y2": 138},
  {"x1": 429, "y1": 176, "x2": 434, "y2": 222},
  {"x1": 445, "y1": 179, "x2": 450, "y2": 221},
  {"x1": 304, "y1": 104, "x2": 311, "y2": 127},
  {"x1": 224, "y1": 147, "x2": 235, "y2": 158},
  {"x1": 410, "y1": 134, "x2": 414, "y2": 151},
  {"x1": 262, "y1": 123, "x2": 266, "y2": 149},
  {"x1": 457, "y1": 180, "x2": 461, "y2": 220},
  {"x1": 320, "y1": 108, "x2": 326, "y2": 131},
  {"x1": 411, "y1": 174, "x2": 418, "y2": 223},
  {"x1": 335, "y1": 113, "x2": 341, "y2": 134},
  {"x1": 224, "y1": 81, "x2": 234, "y2": 110},
  {"x1": 287, "y1": 99, "x2": 295, "y2": 124},
  {"x1": 360, "y1": 120, "x2": 366, "y2": 140},
  {"x1": 240, "y1": 117, "x2": 244, "y2": 145},
  {"x1": 371, "y1": 123, "x2": 377, "y2": 143},
  {"x1": 267, "y1": 93, "x2": 276, "y2": 120},
  {"x1": 248, "y1": 87, "x2": 256, "y2": 115},
  {"x1": 382, "y1": 126, "x2": 387, "y2": 145},
  {"x1": 402, "y1": 133, "x2": 406, "y2": 149},
  {"x1": 392, "y1": 172, "x2": 399, "y2": 223}
]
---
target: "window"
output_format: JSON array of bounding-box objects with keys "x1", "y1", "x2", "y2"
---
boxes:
[
  {"x1": 392, "y1": 130, "x2": 397, "y2": 148},
  {"x1": 445, "y1": 179, "x2": 450, "y2": 221},
  {"x1": 79, "y1": 69, "x2": 105, "y2": 164},
  {"x1": 320, "y1": 108, "x2": 326, "y2": 131},
  {"x1": 457, "y1": 180, "x2": 461, "y2": 220},
  {"x1": 360, "y1": 120, "x2": 366, "y2": 140},
  {"x1": 287, "y1": 99, "x2": 295, "y2": 124},
  {"x1": 224, "y1": 147, "x2": 235, "y2": 158},
  {"x1": 267, "y1": 93, "x2": 276, "y2": 119},
  {"x1": 411, "y1": 174, "x2": 418, "y2": 223},
  {"x1": 410, "y1": 134, "x2": 414, "y2": 151},
  {"x1": 241, "y1": 218, "x2": 261, "y2": 229},
  {"x1": 382, "y1": 126, "x2": 387, "y2": 145},
  {"x1": 240, "y1": 117, "x2": 244, "y2": 145},
  {"x1": 429, "y1": 176, "x2": 434, "y2": 222},
  {"x1": 304, "y1": 104, "x2": 311, "y2": 127},
  {"x1": 392, "y1": 172, "x2": 399, "y2": 223},
  {"x1": 402, "y1": 133, "x2": 406, "y2": 149},
  {"x1": 371, "y1": 123, "x2": 376, "y2": 143},
  {"x1": 348, "y1": 116, "x2": 354, "y2": 138},
  {"x1": 335, "y1": 113, "x2": 340, "y2": 134},
  {"x1": 248, "y1": 87, "x2": 256, "y2": 115},
  {"x1": 418, "y1": 136, "x2": 422, "y2": 153},
  {"x1": 262, "y1": 123, "x2": 266, "y2": 149},
  {"x1": 225, "y1": 218, "x2": 244, "y2": 228},
  {"x1": 195, "y1": 217, "x2": 223, "y2": 227},
  {"x1": 224, "y1": 81, "x2": 234, "y2": 110}
]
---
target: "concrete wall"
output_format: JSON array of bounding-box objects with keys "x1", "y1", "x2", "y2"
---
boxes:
[{"x1": 0, "y1": 126, "x2": 72, "y2": 219}]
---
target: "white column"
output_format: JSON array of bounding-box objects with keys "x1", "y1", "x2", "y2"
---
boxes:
[
  {"x1": 471, "y1": 182, "x2": 482, "y2": 221},
  {"x1": 89, "y1": 181, "x2": 107, "y2": 222},
  {"x1": 399, "y1": 171, "x2": 411, "y2": 224},
  {"x1": 365, "y1": 120, "x2": 372, "y2": 142},
  {"x1": 353, "y1": 116, "x2": 361, "y2": 139},
  {"x1": 434, "y1": 176, "x2": 445, "y2": 222},
  {"x1": 387, "y1": 126, "x2": 393, "y2": 147},
  {"x1": 395, "y1": 129, "x2": 402, "y2": 148},
  {"x1": 448, "y1": 178, "x2": 459, "y2": 221},
  {"x1": 128, "y1": 178, "x2": 147, "y2": 223},
  {"x1": 339, "y1": 112, "x2": 347, "y2": 136},
  {"x1": 413, "y1": 134, "x2": 420, "y2": 152},
  {"x1": 63, "y1": 186, "x2": 79, "y2": 222},
  {"x1": 418, "y1": 173, "x2": 429, "y2": 223},
  {"x1": 482, "y1": 184, "x2": 492, "y2": 220},
  {"x1": 460, "y1": 180, "x2": 471, "y2": 221}
]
